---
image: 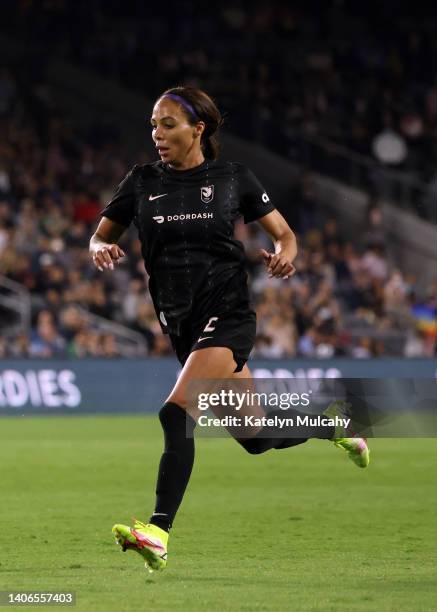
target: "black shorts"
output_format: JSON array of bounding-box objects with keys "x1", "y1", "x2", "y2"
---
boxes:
[{"x1": 169, "y1": 307, "x2": 256, "y2": 373}]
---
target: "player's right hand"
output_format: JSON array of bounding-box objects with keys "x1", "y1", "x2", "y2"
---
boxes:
[{"x1": 91, "y1": 244, "x2": 125, "y2": 271}]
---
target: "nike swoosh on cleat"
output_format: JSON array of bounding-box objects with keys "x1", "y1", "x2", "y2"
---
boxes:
[
  {"x1": 130, "y1": 529, "x2": 166, "y2": 552},
  {"x1": 149, "y1": 193, "x2": 168, "y2": 201},
  {"x1": 197, "y1": 336, "x2": 214, "y2": 342}
]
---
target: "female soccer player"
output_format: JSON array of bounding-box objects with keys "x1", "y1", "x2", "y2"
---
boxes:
[{"x1": 90, "y1": 86, "x2": 369, "y2": 572}]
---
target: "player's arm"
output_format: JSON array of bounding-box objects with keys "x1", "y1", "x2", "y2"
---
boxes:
[
  {"x1": 256, "y1": 209, "x2": 297, "y2": 279},
  {"x1": 89, "y1": 217, "x2": 127, "y2": 271}
]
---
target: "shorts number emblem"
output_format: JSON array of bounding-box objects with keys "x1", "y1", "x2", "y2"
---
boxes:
[{"x1": 203, "y1": 316, "x2": 218, "y2": 332}]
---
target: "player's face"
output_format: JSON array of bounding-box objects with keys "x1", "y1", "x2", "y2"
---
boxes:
[{"x1": 151, "y1": 98, "x2": 204, "y2": 166}]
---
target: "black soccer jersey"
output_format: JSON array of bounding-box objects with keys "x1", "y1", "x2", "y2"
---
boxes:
[{"x1": 101, "y1": 159, "x2": 275, "y2": 334}]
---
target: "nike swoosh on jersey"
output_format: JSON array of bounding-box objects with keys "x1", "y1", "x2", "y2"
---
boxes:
[
  {"x1": 149, "y1": 193, "x2": 168, "y2": 201},
  {"x1": 197, "y1": 336, "x2": 214, "y2": 343}
]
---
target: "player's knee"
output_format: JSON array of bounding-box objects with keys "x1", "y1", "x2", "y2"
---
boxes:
[
  {"x1": 159, "y1": 401, "x2": 196, "y2": 436},
  {"x1": 159, "y1": 401, "x2": 184, "y2": 430},
  {"x1": 165, "y1": 393, "x2": 187, "y2": 410}
]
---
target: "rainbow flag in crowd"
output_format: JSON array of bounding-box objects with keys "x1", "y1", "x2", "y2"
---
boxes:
[{"x1": 411, "y1": 304, "x2": 437, "y2": 338}]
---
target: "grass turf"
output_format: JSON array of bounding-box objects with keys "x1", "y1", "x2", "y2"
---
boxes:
[{"x1": 1, "y1": 415, "x2": 436, "y2": 611}]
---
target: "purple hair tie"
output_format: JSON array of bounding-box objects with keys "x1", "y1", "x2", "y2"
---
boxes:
[{"x1": 163, "y1": 93, "x2": 198, "y2": 119}]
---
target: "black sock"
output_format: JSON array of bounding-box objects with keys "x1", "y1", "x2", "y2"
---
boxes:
[
  {"x1": 238, "y1": 408, "x2": 334, "y2": 455},
  {"x1": 149, "y1": 402, "x2": 196, "y2": 532}
]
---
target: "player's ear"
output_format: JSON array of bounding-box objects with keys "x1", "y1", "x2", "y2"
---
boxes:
[{"x1": 193, "y1": 121, "x2": 205, "y2": 139}]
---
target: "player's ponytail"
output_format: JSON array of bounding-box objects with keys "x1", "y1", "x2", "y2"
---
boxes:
[{"x1": 159, "y1": 86, "x2": 223, "y2": 160}]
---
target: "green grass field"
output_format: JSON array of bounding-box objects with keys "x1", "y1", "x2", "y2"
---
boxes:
[{"x1": 1, "y1": 416, "x2": 436, "y2": 611}]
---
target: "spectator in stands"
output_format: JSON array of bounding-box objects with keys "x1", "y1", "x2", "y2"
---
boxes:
[{"x1": 29, "y1": 310, "x2": 66, "y2": 357}]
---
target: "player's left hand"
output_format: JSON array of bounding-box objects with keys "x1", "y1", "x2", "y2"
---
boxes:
[{"x1": 260, "y1": 249, "x2": 296, "y2": 279}]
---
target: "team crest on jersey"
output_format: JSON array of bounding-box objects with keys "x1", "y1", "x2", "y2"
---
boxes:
[{"x1": 200, "y1": 185, "x2": 214, "y2": 204}]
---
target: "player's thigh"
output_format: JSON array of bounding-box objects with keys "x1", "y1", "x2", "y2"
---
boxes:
[
  {"x1": 166, "y1": 346, "x2": 237, "y2": 416},
  {"x1": 232, "y1": 364, "x2": 265, "y2": 420}
]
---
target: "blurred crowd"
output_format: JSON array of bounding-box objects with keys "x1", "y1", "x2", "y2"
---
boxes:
[
  {"x1": 4, "y1": 0, "x2": 437, "y2": 188},
  {"x1": 245, "y1": 208, "x2": 437, "y2": 359},
  {"x1": 1, "y1": 1, "x2": 437, "y2": 359},
  {"x1": 1, "y1": 62, "x2": 436, "y2": 360}
]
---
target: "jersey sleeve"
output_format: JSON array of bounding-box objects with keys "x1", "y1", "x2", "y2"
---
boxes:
[
  {"x1": 100, "y1": 166, "x2": 137, "y2": 227},
  {"x1": 238, "y1": 164, "x2": 275, "y2": 224}
]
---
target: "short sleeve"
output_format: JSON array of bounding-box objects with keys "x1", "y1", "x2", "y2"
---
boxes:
[
  {"x1": 238, "y1": 164, "x2": 275, "y2": 224},
  {"x1": 100, "y1": 166, "x2": 137, "y2": 227}
]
